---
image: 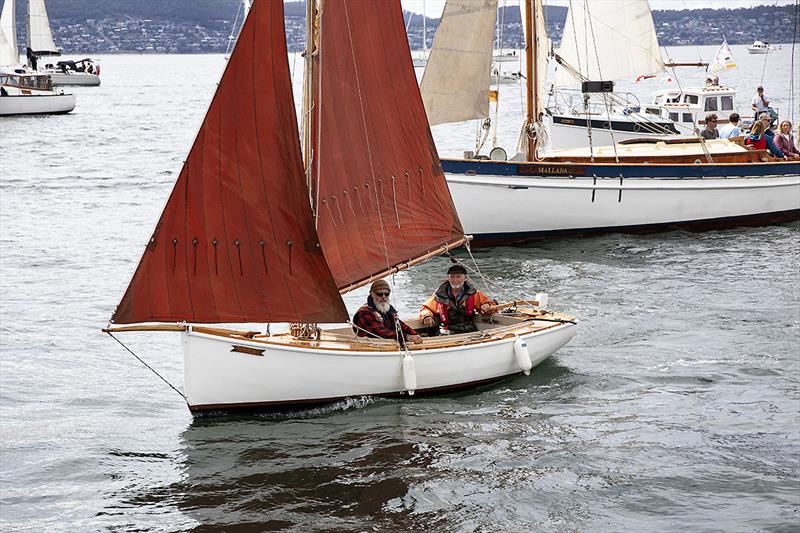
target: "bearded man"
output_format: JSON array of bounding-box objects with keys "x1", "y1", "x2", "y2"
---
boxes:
[
  {"x1": 353, "y1": 279, "x2": 422, "y2": 344},
  {"x1": 419, "y1": 264, "x2": 496, "y2": 334}
]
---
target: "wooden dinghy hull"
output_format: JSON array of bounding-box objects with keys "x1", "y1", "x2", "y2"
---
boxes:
[
  {"x1": 443, "y1": 158, "x2": 800, "y2": 245},
  {"x1": 181, "y1": 316, "x2": 577, "y2": 415}
]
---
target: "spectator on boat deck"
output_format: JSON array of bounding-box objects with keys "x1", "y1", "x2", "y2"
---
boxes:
[
  {"x1": 700, "y1": 114, "x2": 719, "y2": 140},
  {"x1": 419, "y1": 264, "x2": 496, "y2": 334},
  {"x1": 752, "y1": 86, "x2": 771, "y2": 121},
  {"x1": 775, "y1": 120, "x2": 800, "y2": 159},
  {"x1": 745, "y1": 120, "x2": 786, "y2": 159},
  {"x1": 719, "y1": 113, "x2": 742, "y2": 138},
  {"x1": 758, "y1": 112, "x2": 776, "y2": 138},
  {"x1": 353, "y1": 279, "x2": 422, "y2": 344}
]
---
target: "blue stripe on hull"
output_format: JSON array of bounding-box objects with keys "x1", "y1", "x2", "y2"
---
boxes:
[
  {"x1": 468, "y1": 209, "x2": 800, "y2": 247},
  {"x1": 441, "y1": 158, "x2": 800, "y2": 179}
]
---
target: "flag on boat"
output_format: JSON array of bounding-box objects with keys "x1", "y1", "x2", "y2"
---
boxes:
[{"x1": 709, "y1": 39, "x2": 736, "y2": 73}]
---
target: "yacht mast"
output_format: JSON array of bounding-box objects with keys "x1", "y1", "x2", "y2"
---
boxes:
[
  {"x1": 524, "y1": 0, "x2": 537, "y2": 160},
  {"x1": 302, "y1": 0, "x2": 319, "y2": 212}
]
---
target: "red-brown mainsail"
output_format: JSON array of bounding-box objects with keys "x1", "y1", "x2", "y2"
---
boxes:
[
  {"x1": 111, "y1": 1, "x2": 347, "y2": 325},
  {"x1": 311, "y1": 0, "x2": 466, "y2": 292}
]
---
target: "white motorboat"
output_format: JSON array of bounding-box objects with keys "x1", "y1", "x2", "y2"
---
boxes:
[
  {"x1": 26, "y1": 0, "x2": 100, "y2": 86},
  {"x1": 0, "y1": 70, "x2": 75, "y2": 115},
  {"x1": 39, "y1": 58, "x2": 101, "y2": 86},
  {"x1": 105, "y1": 0, "x2": 578, "y2": 415},
  {"x1": 746, "y1": 40, "x2": 777, "y2": 54}
]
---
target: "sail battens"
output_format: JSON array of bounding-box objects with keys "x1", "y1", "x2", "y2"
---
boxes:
[
  {"x1": 111, "y1": 1, "x2": 348, "y2": 325},
  {"x1": 555, "y1": 0, "x2": 663, "y2": 87},
  {"x1": 313, "y1": 0, "x2": 465, "y2": 291},
  {"x1": 420, "y1": 0, "x2": 499, "y2": 126}
]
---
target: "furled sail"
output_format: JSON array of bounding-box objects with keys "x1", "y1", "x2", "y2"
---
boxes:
[
  {"x1": 312, "y1": 0, "x2": 466, "y2": 292},
  {"x1": 0, "y1": 0, "x2": 18, "y2": 66},
  {"x1": 27, "y1": 0, "x2": 59, "y2": 55},
  {"x1": 554, "y1": 0, "x2": 663, "y2": 87},
  {"x1": 419, "y1": 0, "x2": 498, "y2": 126},
  {"x1": 111, "y1": 1, "x2": 348, "y2": 325}
]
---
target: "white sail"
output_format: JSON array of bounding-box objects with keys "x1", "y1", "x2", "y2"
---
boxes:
[
  {"x1": 27, "y1": 0, "x2": 59, "y2": 55},
  {"x1": 554, "y1": 0, "x2": 663, "y2": 87},
  {"x1": 0, "y1": 0, "x2": 19, "y2": 66},
  {"x1": 420, "y1": 0, "x2": 498, "y2": 126}
]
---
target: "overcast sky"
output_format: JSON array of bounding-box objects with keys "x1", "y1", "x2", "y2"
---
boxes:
[{"x1": 401, "y1": 0, "x2": 795, "y2": 16}]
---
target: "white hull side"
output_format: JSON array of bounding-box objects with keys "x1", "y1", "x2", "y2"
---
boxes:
[
  {"x1": 47, "y1": 71, "x2": 100, "y2": 86},
  {"x1": 181, "y1": 323, "x2": 577, "y2": 411},
  {"x1": 0, "y1": 93, "x2": 75, "y2": 115},
  {"x1": 549, "y1": 122, "x2": 670, "y2": 151},
  {"x1": 447, "y1": 174, "x2": 800, "y2": 237}
]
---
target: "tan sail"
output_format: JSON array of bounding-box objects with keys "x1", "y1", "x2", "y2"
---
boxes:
[{"x1": 419, "y1": 0, "x2": 498, "y2": 126}]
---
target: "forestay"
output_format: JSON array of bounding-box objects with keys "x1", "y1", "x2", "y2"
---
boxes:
[
  {"x1": 554, "y1": 0, "x2": 663, "y2": 87},
  {"x1": 419, "y1": 0, "x2": 498, "y2": 126},
  {"x1": 111, "y1": 1, "x2": 348, "y2": 325},
  {"x1": 27, "y1": 0, "x2": 59, "y2": 55},
  {"x1": 312, "y1": 0, "x2": 466, "y2": 292}
]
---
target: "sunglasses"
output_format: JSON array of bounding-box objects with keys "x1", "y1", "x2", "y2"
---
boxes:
[{"x1": 374, "y1": 291, "x2": 390, "y2": 297}]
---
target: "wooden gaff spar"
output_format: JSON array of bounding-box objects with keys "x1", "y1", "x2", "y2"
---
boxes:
[{"x1": 105, "y1": 0, "x2": 578, "y2": 415}]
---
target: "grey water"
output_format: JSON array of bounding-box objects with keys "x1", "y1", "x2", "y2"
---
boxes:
[{"x1": 1, "y1": 48, "x2": 799, "y2": 531}]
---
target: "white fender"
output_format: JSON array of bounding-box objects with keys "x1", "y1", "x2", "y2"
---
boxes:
[
  {"x1": 513, "y1": 336, "x2": 532, "y2": 375},
  {"x1": 402, "y1": 353, "x2": 417, "y2": 395}
]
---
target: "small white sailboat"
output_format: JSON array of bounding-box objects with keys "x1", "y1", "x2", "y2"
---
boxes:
[
  {"x1": 105, "y1": 0, "x2": 578, "y2": 416},
  {"x1": 409, "y1": 0, "x2": 430, "y2": 67},
  {"x1": 0, "y1": 0, "x2": 74, "y2": 116},
  {"x1": 26, "y1": 0, "x2": 100, "y2": 86},
  {"x1": 546, "y1": 0, "x2": 688, "y2": 150}
]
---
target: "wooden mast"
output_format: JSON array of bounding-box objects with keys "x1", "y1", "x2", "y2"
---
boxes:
[
  {"x1": 302, "y1": 0, "x2": 318, "y2": 210},
  {"x1": 524, "y1": 0, "x2": 537, "y2": 161}
]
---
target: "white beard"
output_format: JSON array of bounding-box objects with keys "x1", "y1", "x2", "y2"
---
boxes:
[{"x1": 374, "y1": 300, "x2": 390, "y2": 313}]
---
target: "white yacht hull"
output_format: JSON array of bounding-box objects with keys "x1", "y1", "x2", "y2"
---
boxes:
[
  {"x1": 46, "y1": 71, "x2": 100, "y2": 86},
  {"x1": 0, "y1": 93, "x2": 75, "y2": 115},
  {"x1": 444, "y1": 161, "x2": 800, "y2": 244},
  {"x1": 547, "y1": 115, "x2": 683, "y2": 151},
  {"x1": 181, "y1": 319, "x2": 577, "y2": 413}
]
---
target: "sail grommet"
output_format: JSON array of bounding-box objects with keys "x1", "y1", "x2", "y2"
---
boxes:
[
  {"x1": 513, "y1": 335, "x2": 532, "y2": 375},
  {"x1": 402, "y1": 353, "x2": 417, "y2": 395}
]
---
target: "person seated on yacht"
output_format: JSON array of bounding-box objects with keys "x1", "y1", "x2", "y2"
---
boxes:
[
  {"x1": 353, "y1": 279, "x2": 422, "y2": 344},
  {"x1": 419, "y1": 264, "x2": 496, "y2": 334},
  {"x1": 719, "y1": 113, "x2": 742, "y2": 138},
  {"x1": 775, "y1": 120, "x2": 800, "y2": 159},
  {"x1": 700, "y1": 114, "x2": 719, "y2": 140},
  {"x1": 758, "y1": 112, "x2": 776, "y2": 138},
  {"x1": 745, "y1": 120, "x2": 786, "y2": 159}
]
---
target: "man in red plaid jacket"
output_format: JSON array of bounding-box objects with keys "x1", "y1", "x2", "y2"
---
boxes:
[{"x1": 353, "y1": 279, "x2": 422, "y2": 345}]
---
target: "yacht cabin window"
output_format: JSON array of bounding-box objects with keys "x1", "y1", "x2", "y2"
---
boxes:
[
  {"x1": 721, "y1": 96, "x2": 734, "y2": 110},
  {"x1": 704, "y1": 97, "x2": 718, "y2": 111},
  {"x1": 669, "y1": 112, "x2": 679, "y2": 122},
  {"x1": 683, "y1": 113, "x2": 694, "y2": 123},
  {"x1": 684, "y1": 94, "x2": 699, "y2": 104}
]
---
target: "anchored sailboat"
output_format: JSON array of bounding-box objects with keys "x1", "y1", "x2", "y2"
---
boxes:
[
  {"x1": 0, "y1": 0, "x2": 75, "y2": 116},
  {"x1": 105, "y1": 0, "x2": 577, "y2": 415},
  {"x1": 26, "y1": 0, "x2": 100, "y2": 86},
  {"x1": 424, "y1": 0, "x2": 799, "y2": 245}
]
